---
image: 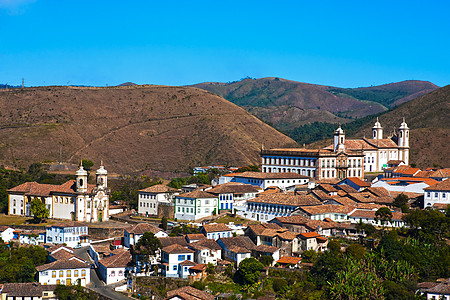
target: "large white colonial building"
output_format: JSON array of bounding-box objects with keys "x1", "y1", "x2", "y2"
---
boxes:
[
  {"x1": 261, "y1": 119, "x2": 410, "y2": 179},
  {"x1": 8, "y1": 163, "x2": 110, "y2": 222}
]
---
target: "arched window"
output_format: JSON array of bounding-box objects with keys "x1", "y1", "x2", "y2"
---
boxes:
[{"x1": 79, "y1": 179, "x2": 83, "y2": 187}]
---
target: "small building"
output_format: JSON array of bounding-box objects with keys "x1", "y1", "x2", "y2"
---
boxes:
[
  {"x1": 36, "y1": 258, "x2": 90, "y2": 286},
  {"x1": 45, "y1": 222, "x2": 89, "y2": 248},
  {"x1": 207, "y1": 183, "x2": 261, "y2": 212},
  {"x1": 348, "y1": 209, "x2": 405, "y2": 228},
  {"x1": 293, "y1": 205, "x2": 355, "y2": 222},
  {"x1": 201, "y1": 223, "x2": 232, "y2": 240},
  {"x1": 298, "y1": 232, "x2": 328, "y2": 252},
  {"x1": 0, "y1": 226, "x2": 14, "y2": 243},
  {"x1": 174, "y1": 190, "x2": 219, "y2": 221},
  {"x1": 227, "y1": 172, "x2": 310, "y2": 190},
  {"x1": 97, "y1": 248, "x2": 133, "y2": 285},
  {"x1": 188, "y1": 239, "x2": 222, "y2": 265},
  {"x1": 123, "y1": 223, "x2": 168, "y2": 248},
  {"x1": 276, "y1": 256, "x2": 302, "y2": 268},
  {"x1": 138, "y1": 185, "x2": 179, "y2": 217},
  {"x1": 0, "y1": 282, "x2": 57, "y2": 300},
  {"x1": 160, "y1": 244, "x2": 195, "y2": 278},
  {"x1": 337, "y1": 177, "x2": 371, "y2": 192},
  {"x1": 423, "y1": 180, "x2": 450, "y2": 210},
  {"x1": 217, "y1": 236, "x2": 255, "y2": 266},
  {"x1": 185, "y1": 233, "x2": 207, "y2": 243}
]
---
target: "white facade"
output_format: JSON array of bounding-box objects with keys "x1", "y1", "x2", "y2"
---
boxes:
[
  {"x1": 98, "y1": 265, "x2": 127, "y2": 285},
  {"x1": 232, "y1": 174, "x2": 310, "y2": 190},
  {"x1": 138, "y1": 185, "x2": 179, "y2": 217},
  {"x1": 161, "y1": 247, "x2": 195, "y2": 278},
  {"x1": 0, "y1": 227, "x2": 14, "y2": 243},
  {"x1": 46, "y1": 223, "x2": 89, "y2": 248},
  {"x1": 37, "y1": 260, "x2": 90, "y2": 287},
  {"x1": 8, "y1": 163, "x2": 110, "y2": 223},
  {"x1": 174, "y1": 192, "x2": 218, "y2": 221},
  {"x1": 424, "y1": 180, "x2": 450, "y2": 209}
]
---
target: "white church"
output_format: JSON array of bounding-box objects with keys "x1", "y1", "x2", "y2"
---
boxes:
[{"x1": 8, "y1": 163, "x2": 110, "y2": 222}]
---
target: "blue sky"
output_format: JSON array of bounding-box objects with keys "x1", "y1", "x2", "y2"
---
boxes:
[{"x1": 1, "y1": 0, "x2": 449, "y2": 87}]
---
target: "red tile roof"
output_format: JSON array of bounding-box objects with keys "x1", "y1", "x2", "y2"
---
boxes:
[
  {"x1": 177, "y1": 190, "x2": 217, "y2": 199},
  {"x1": 345, "y1": 177, "x2": 371, "y2": 187},
  {"x1": 299, "y1": 232, "x2": 321, "y2": 239},
  {"x1": 166, "y1": 286, "x2": 214, "y2": 300},
  {"x1": 277, "y1": 256, "x2": 302, "y2": 265},
  {"x1": 125, "y1": 223, "x2": 162, "y2": 235},
  {"x1": 249, "y1": 192, "x2": 321, "y2": 206},
  {"x1": 36, "y1": 258, "x2": 89, "y2": 271},
  {"x1": 201, "y1": 223, "x2": 231, "y2": 233},
  {"x1": 207, "y1": 183, "x2": 260, "y2": 194},
  {"x1": 424, "y1": 179, "x2": 450, "y2": 191},
  {"x1": 139, "y1": 184, "x2": 180, "y2": 193},
  {"x1": 233, "y1": 172, "x2": 310, "y2": 180},
  {"x1": 98, "y1": 249, "x2": 132, "y2": 268},
  {"x1": 162, "y1": 244, "x2": 194, "y2": 254}
]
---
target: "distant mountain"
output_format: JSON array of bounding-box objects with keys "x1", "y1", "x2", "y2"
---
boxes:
[
  {"x1": 351, "y1": 85, "x2": 450, "y2": 168},
  {"x1": 190, "y1": 78, "x2": 438, "y2": 132},
  {"x1": 0, "y1": 86, "x2": 296, "y2": 174},
  {"x1": 117, "y1": 82, "x2": 137, "y2": 86}
]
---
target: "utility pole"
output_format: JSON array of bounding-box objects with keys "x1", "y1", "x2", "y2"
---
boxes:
[{"x1": 22, "y1": 78, "x2": 24, "y2": 88}]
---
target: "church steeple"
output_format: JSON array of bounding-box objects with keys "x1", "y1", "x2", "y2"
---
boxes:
[
  {"x1": 372, "y1": 117, "x2": 383, "y2": 140},
  {"x1": 334, "y1": 124, "x2": 346, "y2": 152},
  {"x1": 76, "y1": 162, "x2": 88, "y2": 193},
  {"x1": 96, "y1": 160, "x2": 108, "y2": 188}
]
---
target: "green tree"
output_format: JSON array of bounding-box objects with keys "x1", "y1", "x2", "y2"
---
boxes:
[
  {"x1": 258, "y1": 255, "x2": 274, "y2": 267},
  {"x1": 30, "y1": 197, "x2": 49, "y2": 223},
  {"x1": 301, "y1": 250, "x2": 318, "y2": 263},
  {"x1": 134, "y1": 232, "x2": 161, "y2": 256},
  {"x1": 206, "y1": 262, "x2": 216, "y2": 274},
  {"x1": 234, "y1": 258, "x2": 264, "y2": 285},
  {"x1": 376, "y1": 207, "x2": 393, "y2": 227},
  {"x1": 161, "y1": 216, "x2": 168, "y2": 231},
  {"x1": 345, "y1": 243, "x2": 366, "y2": 260},
  {"x1": 393, "y1": 193, "x2": 410, "y2": 213},
  {"x1": 81, "y1": 159, "x2": 94, "y2": 171},
  {"x1": 311, "y1": 251, "x2": 346, "y2": 287},
  {"x1": 328, "y1": 239, "x2": 342, "y2": 253}
]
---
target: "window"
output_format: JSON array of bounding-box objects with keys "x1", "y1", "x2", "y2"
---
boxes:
[
  {"x1": 111, "y1": 271, "x2": 115, "y2": 277},
  {"x1": 435, "y1": 193, "x2": 438, "y2": 197},
  {"x1": 59, "y1": 271, "x2": 64, "y2": 277},
  {"x1": 187, "y1": 255, "x2": 191, "y2": 260},
  {"x1": 81, "y1": 270, "x2": 86, "y2": 277},
  {"x1": 119, "y1": 270, "x2": 123, "y2": 276},
  {"x1": 74, "y1": 270, "x2": 78, "y2": 277},
  {"x1": 52, "y1": 271, "x2": 56, "y2": 278},
  {"x1": 178, "y1": 255, "x2": 185, "y2": 261},
  {"x1": 173, "y1": 265, "x2": 177, "y2": 271},
  {"x1": 67, "y1": 270, "x2": 71, "y2": 277}
]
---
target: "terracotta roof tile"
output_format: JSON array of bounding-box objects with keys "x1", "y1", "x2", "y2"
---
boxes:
[
  {"x1": 159, "y1": 236, "x2": 189, "y2": 248},
  {"x1": 299, "y1": 232, "x2": 321, "y2": 239},
  {"x1": 98, "y1": 249, "x2": 132, "y2": 268},
  {"x1": 345, "y1": 177, "x2": 371, "y2": 187},
  {"x1": 162, "y1": 244, "x2": 194, "y2": 254},
  {"x1": 349, "y1": 209, "x2": 404, "y2": 221},
  {"x1": 179, "y1": 260, "x2": 197, "y2": 266},
  {"x1": 366, "y1": 187, "x2": 391, "y2": 197},
  {"x1": 277, "y1": 256, "x2": 302, "y2": 265},
  {"x1": 36, "y1": 258, "x2": 89, "y2": 271},
  {"x1": 0, "y1": 283, "x2": 56, "y2": 297},
  {"x1": 139, "y1": 184, "x2": 180, "y2": 193},
  {"x1": 188, "y1": 239, "x2": 222, "y2": 251},
  {"x1": 253, "y1": 244, "x2": 279, "y2": 253},
  {"x1": 298, "y1": 204, "x2": 354, "y2": 215},
  {"x1": 337, "y1": 184, "x2": 358, "y2": 194},
  {"x1": 218, "y1": 236, "x2": 255, "y2": 252},
  {"x1": 207, "y1": 183, "x2": 260, "y2": 194},
  {"x1": 177, "y1": 190, "x2": 217, "y2": 199},
  {"x1": 125, "y1": 223, "x2": 162, "y2": 235},
  {"x1": 424, "y1": 179, "x2": 450, "y2": 191},
  {"x1": 233, "y1": 172, "x2": 310, "y2": 180},
  {"x1": 249, "y1": 192, "x2": 321, "y2": 206},
  {"x1": 201, "y1": 223, "x2": 231, "y2": 233},
  {"x1": 166, "y1": 286, "x2": 214, "y2": 300},
  {"x1": 185, "y1": 234, "x2": 207, "y2": 241}
]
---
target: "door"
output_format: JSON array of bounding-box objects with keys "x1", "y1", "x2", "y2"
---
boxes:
[
  {"x1": 98, "y1": 211, "x2": 103, "y2": 222},
  {"x1": 66, "y1": 279, "x2": 71, "y2": 285}
]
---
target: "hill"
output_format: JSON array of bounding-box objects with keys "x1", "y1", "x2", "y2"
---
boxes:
[
  {"x1": 0, "y1": 86, "x2": 296, "y2": 174},
  {"x1": 191, "y1": 78, "x2": 438, "y2": 131},
  {"x1": 351, "y1": 85, "x2": 450, "y2": 168}
]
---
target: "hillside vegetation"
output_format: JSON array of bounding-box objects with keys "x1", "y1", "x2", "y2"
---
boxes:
[
  {"x1": 191, "y1": 78, "x2": 438, "y2": 132},
  {"x1": 0, "y1": 86, "x2": 296, "y2": 174},
  {"x1": 351, "y1": 85, "x2": 450, "y2": 168}
]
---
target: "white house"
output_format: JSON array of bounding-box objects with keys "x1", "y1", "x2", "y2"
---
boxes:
[
  {"x1": 123, "y1": 223, "x2": 168, "y2": 248},
  {"x1": 138, "y1": 185, "x2": 179, "y2": 217},
  {"x1": 36, "y1": 258, "x2": 90, "y2": 286},
  {"x1": 217, "y1": 236, "x2": 255, "y2": 266},
  {"x1": 0, "y1": 283, "x2": 57, "y2": 300},
  {"x1": 16, "y1": 229, "x2": 46, "y2": 245},
  {"x1": 45, "y1": 222, "x2": 89, "y2": 248},
  {"x1": 160, "y1": 244, "x2": 195, "y2": 278},
  {"x1": 97, "y1": 249, "x2": 133, "y2": 285},
  {"x1": 200, "y1": 223, "x2": 232, "y2": 240},
  {"x1": 424, "y1": 180, "x2": 450, "y2": 210},
  {"x1": 188, "y1": 239, "x2": 222, "y2": 265},
  {"x1": 293, "y1": 205, "x2": 355, "y2": 222},
  {"x1": 206, "y1": 183, "x2": 260, "y2": 212},
  {"x1": 348, "y1": 209, "x2": 405, "y2": 228},
  {"x1": 225, "y1": 172, "x2": 310, "y2": 190},
  {"x1": 174, "y1": 190, "x2": 218, "y2": 221},
  {"x1": 298, "y1": 232, "x2": 328, "y2": 252},
  {"x1": 0, "y1": 226, "x2": 14, "y2": 243},
  {"x1": 372, "y1": 177, "x2": 439, "y2": 194}
]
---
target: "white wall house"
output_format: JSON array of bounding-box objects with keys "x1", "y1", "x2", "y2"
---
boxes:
[
  {"x1": 46, "y1": 222, "x2": 89, "y2": 248},
  {"x1": 228, "y1": 172, "x2": 310, "y2": 190},
  {"x1": 36, "y1": 258, "x2": 90, "y2": 286},
  {"x1": 174, "y1": 190, "x2": 218, "y2": 221},
  {"x1": 217, "y1": 237, "x2": 254, "y2": 266},
  {"x1": 138, "y1": 185, "x2": 179, "y2": 217},
  {"x1": 123, "y1": 223, "x2": 168, "y2": 248},
  {"x1": 160, "y1": 244, "x2": 195, "y2": 278},
  {"x1": 372, "y1": 177, "x2": 438, "y2": 194},
  {"x1": 0, "y1": 226, "x2": 14, "y2": 243},
  {"x1": 423, "y1": 180, "x2": 450, "y2": 210},
  {"x1": 200, "y1": 223, "x2": 232, "y2": 240},
  {"x1": 348, "y1": 209, "x2": 405, "y2": 228},
  {"x1": 188, "y1": 240, "x2": 222, "y2": 265},
  {"x1": 206, "y1": 183, "x2": 260, "y2": 212},
  {"x1": 97, "y1": 249, "x2": 133, "y2": 285}
]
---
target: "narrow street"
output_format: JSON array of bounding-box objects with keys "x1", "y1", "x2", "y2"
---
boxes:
[{"x1": 74, "y1": 246, "x2": 132, "y2": 300}]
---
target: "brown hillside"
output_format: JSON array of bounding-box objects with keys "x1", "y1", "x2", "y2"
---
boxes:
[
  {"x1": 0, "y1": 86, "x2": 296, "y2": 174},
  {"x1": 352, "y1": 85, "x2": 450, "y2": 168}
]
